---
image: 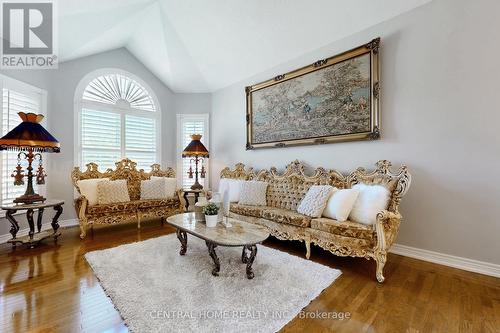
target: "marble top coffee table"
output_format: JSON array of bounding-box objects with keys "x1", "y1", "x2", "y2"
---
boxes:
[{"x1": 166, "y1": 213, "x2": 270, "y2": 279}]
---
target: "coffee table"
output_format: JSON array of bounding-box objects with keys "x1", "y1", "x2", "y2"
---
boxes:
[{"x1": 166, "y1": 213, "x2": 270, "y2": 279}]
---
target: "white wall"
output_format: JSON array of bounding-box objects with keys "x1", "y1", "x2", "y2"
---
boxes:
[{"x1": 211, "y1": 0, "x2": 500, "y2": 265}]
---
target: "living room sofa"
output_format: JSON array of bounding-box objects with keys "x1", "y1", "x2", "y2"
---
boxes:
[
  {"x1": 72, "y1": 158, "x2": 183, "y2": 239},
  {"x1": 220, "y1": 160, "x2": 411, "y2": 282}
]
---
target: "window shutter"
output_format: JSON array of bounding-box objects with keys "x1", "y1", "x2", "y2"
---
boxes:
[
  {"x1": 125, "y1": 115, "x2": 156, "y2": 170},
  {"x1": 78, "y1": 72, "x2": 160, "y2": 172},
  {"x1": 1, "y1": 87, "x2": 42, "y2": 205},
  {"x1": 81, "y1": 109, "x2": 121, "y2": 170}
]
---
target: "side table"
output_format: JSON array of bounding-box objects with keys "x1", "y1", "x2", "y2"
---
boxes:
[
  {"x1": 182, "y1": 189, "x2": 205, "y2": 211},
  {"x1": 1, "y1": 199, "x2": 64, "y2": 248}
]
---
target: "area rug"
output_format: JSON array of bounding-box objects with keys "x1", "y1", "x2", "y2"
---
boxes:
[{"x1": 85, "y1": 234, "x2": 341, "y2": 333}]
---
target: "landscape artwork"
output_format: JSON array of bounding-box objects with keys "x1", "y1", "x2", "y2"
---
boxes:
[{"x1": 246, "y1": 39, "x2": 380, "y2": 149}]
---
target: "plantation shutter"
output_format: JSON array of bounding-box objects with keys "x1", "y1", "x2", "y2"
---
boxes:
[
  {"x1": 79, "y1": 73, "x2": 160, "y2": 172},
  {"x1": 125, "y1": 115, "x2": 156, "y2": 170},
  {"x1": 179, "y1": 116, "x2": 208, "y2": 189},
  {"x1": 81, "y1": 109, "x2": 121, "y2": 170},
  {"x1": 1, "y1": 84, "x2": 44, "y2": 205}
]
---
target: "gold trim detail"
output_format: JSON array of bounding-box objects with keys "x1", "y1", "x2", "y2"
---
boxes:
[{"x1": 221, "y1": 160, "x2": 411, "y2": 282}]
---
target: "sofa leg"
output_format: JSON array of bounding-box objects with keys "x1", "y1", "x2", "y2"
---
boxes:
[
  {"x1": 375, "y1": 250, "x2": 387, "y2": 283},
  {"x1": 137, "y1": 215, "x2": 141, "y2": 229},
  {"x1": 79, "y1": 219, "x2": 87, "y2": 239},
  {"x1": 305, "y1": 240, "x2": 311, "y2": 259}
]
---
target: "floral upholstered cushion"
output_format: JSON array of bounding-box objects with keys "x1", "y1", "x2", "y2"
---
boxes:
[
  {"x1": 88, "y1": 201, "x2": 140, "y2": 215},
  {"x1": 311, "y1": 217, "x2": 375, "y2": 240},
  {"x1": 229, "y1": 203, "x2": 266, "y2": 218},
  {"x1": 87, "y1": 198, "x2": 179, "y2": 215},
  {"x1": 97, "y1": 179, "x2": 131, "y2": 204},
  {"x1": 297, "y1": 185, "x2": 334, "y2": 217},
  {"x1": 238, "y1": 181, "x2": 268, "y2": 206},
  {"x1": 261, "y1": 207, "x2": 311, "y2": 227}
]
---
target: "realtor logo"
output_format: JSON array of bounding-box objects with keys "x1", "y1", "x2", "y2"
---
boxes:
[{"x1": 1, "y1": 1, "x2": 57, "y2": 69}]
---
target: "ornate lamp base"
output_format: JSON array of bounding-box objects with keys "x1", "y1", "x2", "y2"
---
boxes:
[
  {"x1": 14, "y1": 194, "x2": 46, "y2": 204},
  {"x1": 190, "y1": 180, "x2": 203, "y2": 190}
]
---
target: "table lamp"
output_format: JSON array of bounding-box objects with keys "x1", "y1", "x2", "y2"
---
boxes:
[
  {"x1": 182, "y1": 134, "x2": 209, "y2": 190},
  {"x1": 0, "y1": 112, "x2": 60, "y2": 204}
]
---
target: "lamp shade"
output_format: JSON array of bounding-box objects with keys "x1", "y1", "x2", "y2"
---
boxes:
[
  {"x1": 182, "y1": 134, "x2": 209, "y2": 157},
  {"x1": 0, "y1": 112, "x2": 60, "y2": 152}
]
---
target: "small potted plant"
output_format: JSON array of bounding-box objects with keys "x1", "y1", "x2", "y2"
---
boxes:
[{"x1": 203, "y1": 203, "x2": 219, "y2": 228}]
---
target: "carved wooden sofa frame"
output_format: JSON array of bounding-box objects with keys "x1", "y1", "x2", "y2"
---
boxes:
[
  {"x1": 220, "y1": 160, "x2": 411, "y2": 282},
  {"x1": 71, "y1": 158, "x2": 183, "y2": 239}
]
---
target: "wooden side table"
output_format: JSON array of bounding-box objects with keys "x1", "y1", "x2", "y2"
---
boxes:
[{"x1": 1, "y1": 199, "x2": 64, "y2": 248}]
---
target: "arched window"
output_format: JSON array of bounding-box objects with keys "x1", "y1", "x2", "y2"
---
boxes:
[{"x1": 76, "y1": 70, "x2": 161, "y2": 170}]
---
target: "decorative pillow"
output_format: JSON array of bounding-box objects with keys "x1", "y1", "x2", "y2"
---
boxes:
[
  {"x1": 322, "y1": 188, "x2": 360, "y2": 221},
  {"x1": 297, "y1": 185, "x2": 334, "y2": 217},
  {"x1": 218, "y1": 178, "x2": 243, "y2": 202},
  {"x1": 97, "y1": 180, "x2": 131, "y2": 205},
  {"x1": 141, "y1": 178, "x2": 169, "y2": 200},
  {"x1": 77, "y1": 178, "x2": 109, "y2": 206},
  {"x1": 349, "y1": 183, "x2": 391, "y2": 225},
  {"x1": 151, "y1": 176, "x2": 177, "y2": 198},
  {"x1": 238, "y1": 181, "x2": 268, "y2": 206}
]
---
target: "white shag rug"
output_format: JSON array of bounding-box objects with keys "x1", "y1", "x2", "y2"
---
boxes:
[{"x1": 85, "y1": 234, "x2": 341, "y2": 333}]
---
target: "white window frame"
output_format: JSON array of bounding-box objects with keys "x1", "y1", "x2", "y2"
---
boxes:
[
  {"x1": 176, "y1": 113, "x2": 210, "y2": 190},
  {"x1": 0, "y1": 74, "x2": 48, "y2": 209},
  {"x1": 74, "y1": 68, "x2": 161, "y2": 170}
]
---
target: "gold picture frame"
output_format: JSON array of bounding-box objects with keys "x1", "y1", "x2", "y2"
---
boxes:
[{"x1": 245, "y1": 38, "x2": 380, "y2": 150}]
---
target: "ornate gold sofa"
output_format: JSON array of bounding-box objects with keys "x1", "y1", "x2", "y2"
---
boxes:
[
  {"x1": 71, "y1": 159, "x2": 183, "y2": 239},
  {"x1": 220, "y1": 160, "x2": 411, "y2": 282}
]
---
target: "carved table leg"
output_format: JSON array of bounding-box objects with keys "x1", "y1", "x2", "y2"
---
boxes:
[
  {"x1": 183, "y1": 192, "x2": 190, "y2": 211},
  {"x1": 206, "y1": 241, "x2": 220, "y2": 276},
  {"x1": 52, "y1": 205, "x2": 63, "y2": 233},
  {"x1": 242, "y1": 244, "x2": 257, "y2": 279},
  {"x1": 6, "y1": 210, "x2": 19, "y2": 241},
  {"x1": 176, "y1": 229, "x2": 187, "y2": 255},
  {"x1": 37, "y1": 208, "x2": 44, "y2": 233},
  {"x1": 26, "y1": 209, "x2": 35, "y2": 242}
]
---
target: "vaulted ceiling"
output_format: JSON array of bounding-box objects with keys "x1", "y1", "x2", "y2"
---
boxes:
[{"x1": 59, "y1": 0, "x2": 430, "y2": 93}]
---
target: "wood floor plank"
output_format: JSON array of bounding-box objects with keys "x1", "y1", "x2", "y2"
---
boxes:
[{"x1": 0, "y1": 221, "x2": 499, "y2": 333}]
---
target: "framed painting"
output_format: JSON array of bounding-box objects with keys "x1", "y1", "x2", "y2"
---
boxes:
[{"x1": 245, "y1": 38, "x2": 380, "y2": 150}]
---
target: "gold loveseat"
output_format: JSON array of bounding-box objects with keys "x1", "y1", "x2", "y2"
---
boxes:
[
  {"x1": 71, "y1": 159, "x2": 183, "y2": 239},
  {"x1": 221, "y1": 160, "x2": 411, "y2": 282}
]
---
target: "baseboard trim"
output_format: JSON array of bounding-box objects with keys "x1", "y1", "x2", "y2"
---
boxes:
[
  {"x1": 0, "y1": 219, "x2": 79, "y2": 244},
  {"x1": 2, "y1": 222, "x2": 498, "y2": 278},
  {"x1": 390, "y1": 243, "x2": 500, "y2": 278}
]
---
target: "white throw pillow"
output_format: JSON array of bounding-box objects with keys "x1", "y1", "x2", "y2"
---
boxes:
[
  {"x1": 77, "y1": 178, "x2": 109, "y2": 206},
  {"x1": 349, "y1": 183, "x2": 391, "y2": 225},
  {"x1": 151, "y1": 176, "x2": 177, "y2": 198},
  {"x1": 97, "y1": 180, "x2": 131, "y2": 204},
  {"x1": 141, "y1": 178, "x2": 169, "y2": 200},
  {"x1": 322, "y1": 188, "x2": 360, "y2": 221},
  {"x1": 297, "y1": 185, "x2": 334, "y2": 217},
  {"x1": 218, "y1": 178, "x2": 243, "y2": 202},
  {"x1": 238, "y1": 181, "x2": 268, "y2": 206}
]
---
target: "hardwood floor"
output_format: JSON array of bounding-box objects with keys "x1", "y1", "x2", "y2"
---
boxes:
[{"x1": 0, "y1": 221, "x2": 499, "y2": 333}]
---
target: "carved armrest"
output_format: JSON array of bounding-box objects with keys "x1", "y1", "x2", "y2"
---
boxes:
[
  {"x1": 74, "y1": 196, "x2": 89, "y2": 219},
  {"x1": 374, "y1": 210, "x2": 402, "y2": 251}
]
